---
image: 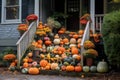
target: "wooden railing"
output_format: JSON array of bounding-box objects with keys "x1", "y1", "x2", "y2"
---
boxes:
[
  {"x1": 80, "y1": 21, "x2": 90, "y2": 66},
  {"x1": 16, "y1": 21, "x2": 37, "y2": 67},
  {"x1": 95, "y1": 14, "x2": 104, "y2": 33}
]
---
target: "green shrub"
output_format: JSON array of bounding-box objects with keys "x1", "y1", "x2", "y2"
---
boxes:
[{"x1": 102, "y1": 10, "x2": 120, "y2": 70}]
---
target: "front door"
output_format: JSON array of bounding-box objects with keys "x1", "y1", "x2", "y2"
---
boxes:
[{"x1": 66, "y1": 0, "x2": 80, "y2": 31}]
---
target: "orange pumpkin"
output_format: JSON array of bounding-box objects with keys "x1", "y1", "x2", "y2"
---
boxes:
[
  {"x1": 39, "y1": 60, "x2": 48, "y2": 67},
  {"x1": 71, "y1": 47, "x2": 79, "y2": 54},
  {"x1": 23, "y1": 62, "x2": 29, "y2": 68},
  {"x1": 66, "y1": 65, "x2": 74, "y2": 72},
  {"x1": 61, "y1": 65, "x2": 66, "y2": 71},
  {"x1": 73, "y1": 34, "x2": 79, "y2": 39},
  {"x1": 74, "y1": 65, "x2": 82, "y2": 72},
  {"x1": 44, "y1": 40, "x2": 52, "y2": 46},
  {"x1": 78, "y1": 30, "x2": 84, "y2": 35},
  {"x1": 28, "y1": 67, "x2": 39, "y2": 75},
  {"x1": 37, "y1": 39, "x2": 43, "y2": 44},
  {"x1": 62, "y1": 38, "x2": 69, "y2": 44},
  {"x1": 27, "y1": 52, "x2": 33, "y2": 57}
]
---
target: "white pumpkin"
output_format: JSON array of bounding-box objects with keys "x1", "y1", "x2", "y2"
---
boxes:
[{"x1": 53, "y1": 38, "x2": 60, "y2": 45}]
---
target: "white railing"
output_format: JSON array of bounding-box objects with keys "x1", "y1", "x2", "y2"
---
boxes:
[
  {"x1": 80, "y1": 21, "x2": 90, "y2": 66},
  {"x1": 95, "y1": 14, "x2": 104, "y2": 33},
  {"x1": 16, "y1": 21, "x2": 37, "y2": 67}
]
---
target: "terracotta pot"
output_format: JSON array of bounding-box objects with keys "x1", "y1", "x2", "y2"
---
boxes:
[{"x1": 86, "y1": 58, "x2": 93, "y2": 66}]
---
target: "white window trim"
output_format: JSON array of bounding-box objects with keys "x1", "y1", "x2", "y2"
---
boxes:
[{"x1": 1, "y1": 0, "x2": 22, "y2": 24}]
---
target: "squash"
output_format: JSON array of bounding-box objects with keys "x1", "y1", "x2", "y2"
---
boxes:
[
  {"x1": 51, "y1": 63, "x2": 59, "y2": 70},
  {"x1": 32, "y1": 61, "x2": 38, "y2": 67},
  {"x1": 21, "y1": 68, "x2": 28, "y2": 74},
  {"x1": 90, "y1": 66, "x2": 97, "y2": 72},
  {"x1": 53, "y1": 38, "x2": 61, "y2": 45},
  {"x1": 44, "y1": 40, "x2": 52, "y2": 46},
  {"x1": 83, "y1": 66, "x2": 90, "y2": 72},
  {"x1": 70, "y1": 38, "x2": 76, "y2": 44},
  {"x1": 27, "y1": 52, "x2": 33, "y2": 57},
  {"x1": 97, "y1": 60, "x2": 108, "y2": 73},
  {"x1": 28, "y1": 67, "x2": 39, "y2": 75},
  {"x1": 71, "y1": 47, "x2": 79, "y2": 54},
  {"x1": 39, "y1": 60, "x2": 48, "y2": 67},
  {"x1": 23, "y1": 62, "x2": 29, "y2": 68},
  {"x1": 66, "y1": 65, "x2": 74, "y2": 72},
  {"x1": 74, "y1": 65, "x2": 82, "y2": 72}
]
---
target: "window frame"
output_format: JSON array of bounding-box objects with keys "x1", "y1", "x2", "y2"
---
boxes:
[{"x1": 1, "y1": 0, "x2": 22, "y2": 24}]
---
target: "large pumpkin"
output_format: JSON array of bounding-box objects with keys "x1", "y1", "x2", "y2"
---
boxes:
[
  {"x1": 28, "y1": 67, "x2": 39, "y2": 75},
  {"x1": 97, "y1": 60, "x2": 108, "y2": 73}
]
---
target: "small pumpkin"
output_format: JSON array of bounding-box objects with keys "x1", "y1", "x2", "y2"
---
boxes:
[
  {"x1": 90, "y1": 66, "x2": 97, "y2": 72},
  {"x1": 70, "y1": 38, "x2": 77, "y2": 44},
  {"x1": 53, "y1": 38, "x2": 61, "y2": 45},
  {"x1": 21, "y1": 68, "x2": 28, "y2": 74},
  {"x1": 39, "y1": 60, "x2": 48, "y2": 67},
  {"x1": 74, "y1": 65, "x2": 82, "y2": 72},
  {"x1": 83, "y1": 66, "x2": 90, "y2": 72},
  {"x1": 44, "y1": 40, "x2": 52, "y2": 46},
  {"x1": 51, "y1": 63, "x2": 59, "y2": 70},
  {"x1": 71, "y1": 47, "x2": 79, "y2": 54},
  {"x1": 28, "y1": 67, "x2": 39, "y2": 75},
  {"x1": 66, "y1": 65, "x2": 74, "y2": 72},
  {"x1": 23, "y1": 62, "x2": 29, "y2": 68},
  {"x1": 27, "y1": 52, "x2": 33, "y2": 57}
]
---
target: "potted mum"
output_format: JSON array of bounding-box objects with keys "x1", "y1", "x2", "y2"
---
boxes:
[
  {"x1": 83, "y1": 49, "x2": 98, "y2": 66},
  {"x1": 17, "y1": 24, "x2": 28, "y2": 36},
  {"x1": 26, "y1": 14, "x2": 38, "y2": 25}
]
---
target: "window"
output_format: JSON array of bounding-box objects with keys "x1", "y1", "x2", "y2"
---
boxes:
[{"x1": 1, "y1": 0, "x2": 21, "y2": 24}]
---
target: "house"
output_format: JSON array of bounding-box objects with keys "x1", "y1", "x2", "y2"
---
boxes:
[{"x1": 0, "y1": 0, "x2": 119, "y2": 51}]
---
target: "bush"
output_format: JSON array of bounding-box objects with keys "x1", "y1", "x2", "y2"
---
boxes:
[{"x1": 102, "y1": 10, "x2": 120, "y2": 71}]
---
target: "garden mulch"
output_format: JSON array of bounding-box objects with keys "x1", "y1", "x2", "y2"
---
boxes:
[{"x1": 0, "y1": 67, "x2": 120, "y2": 80}]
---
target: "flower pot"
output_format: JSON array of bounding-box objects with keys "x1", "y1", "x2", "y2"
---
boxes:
[{"x1": 86, "y1": 58, "x2": 93, "y2": 66}]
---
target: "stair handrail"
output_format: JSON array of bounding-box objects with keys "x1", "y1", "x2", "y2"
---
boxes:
[
  {"x1": 16, "y1": 21, "x2": 37, "y2": 67},
  {"x1": 80, "y1": 21, "x2": 90, "y2": 66}
]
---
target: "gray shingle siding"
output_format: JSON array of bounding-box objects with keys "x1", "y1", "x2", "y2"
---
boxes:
[{"x1": 0, "y1": 0, "x2": 1, "y2": 23}]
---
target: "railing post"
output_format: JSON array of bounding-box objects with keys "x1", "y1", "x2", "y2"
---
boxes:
[{"x1": 17, "y1": 44, "x2": 21, "y2": 68}]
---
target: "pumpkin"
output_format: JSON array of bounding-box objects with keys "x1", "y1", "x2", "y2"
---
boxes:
[
  {"x1": 57, "y1": 46, "x2": 65, "y2": 54},
  {"x1": 58, "y1": 30, "x2": 65, "y2": 34},
  {"x1": 37, "y1": 39, "x2": 43, "y2": 44},
  {"x1": 61, "y1": 65, "x2": 66, "y2": 71},
  {"x1": 27, "y1": 52, "x2": 33, "y2": 57},
  {"x1": 83, "y1": 66, "x2": 90, "y2": 72},
  {"x1": 45, "y1": 63, "x2": 51, "y2": 70},
  {"x1": 44, "y1": 40, "x2": 52, "y2": 46},
  {"x1": 47, "y1": 46, "x2": 54, "y2": 52},
  {"x1": 66, "y1": 65, "x2": 74, "y2": 72},
  {"x1": 71, "y1": 47, "x2": 79, "y2": 54},
  {"x1": 53, "y1": 39, "x2": 61, "y2": 45},
  {"x1": 28, "y1": 67, "x2": 39, "y2": 75},
  {"x1": 73, "y1": 34, "x2": 79, "y2": 39},
  {"x1": 90, "y1": 66, "x2": 97, "y2": 72},
  {"x1": 21, "y1": 68, "x2": 28, "y2": 74},
  {"x1": 97, "y1": 60, "x2": 108, "y2": 73},
  {"x1": 23, "y1": 62, "x2": 29, "y2": 68},
  {"x1": 74, "y1": 65, "x2": 82, "y2": 72},
  {"x1": 78, "y1": 30, "x2": 84, "y2": 35},
  {"x1": 39, "y1": 60, "x2": 48, "y2": 67},
  {"x1": 28, "y1": 58, "x2": 33, "y2": 63},
  {"x1": 51, "y1": 63, "x2": 59, "y2": 70},
  {"x1": 70, "y1": 38, "x2": 76, "y2": 44},
  {"x1": 62, "y1": 38, "x2": 69, "y2": 44},
  {"x1": 80, "y1": 18, "x2": 88, "y2": 25},
  {"x1": 54, "y1": 34, "x2": 59, "y2": 39}
]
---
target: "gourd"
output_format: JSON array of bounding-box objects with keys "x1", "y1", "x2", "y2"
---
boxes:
[
  {"x1": 28, "y1": 67, "x2": 39, "y2": 75},
  {"x1": 83, "y1": 66, "x2": 90, "y2": 72},
  {"x1": 97, "y1": 60, "x2": 108, "y2": 73},
  {"x1": 90, "y1": 66, "x2": 97, "y2": 72},
  {"x1": 21, "y1": 68, "x2": 28, "y2": 74}
]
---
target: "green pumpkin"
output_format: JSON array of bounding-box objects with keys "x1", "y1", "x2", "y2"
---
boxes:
[
  {"x1": 47, "y1": 46, "x2": 54, "y2": 52},
  {"x1": 97, "y1": 60, "x2": 108, "y2": 73},
  {"x1": 83, "y1": 66, "x2": 90, "y2": 72},
  {"x1": 90, "y1": 66, "x2": 97, "y2": 72},
  {"x1": 21, "y1": 68, "x2": 28, "y2": 74}
]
